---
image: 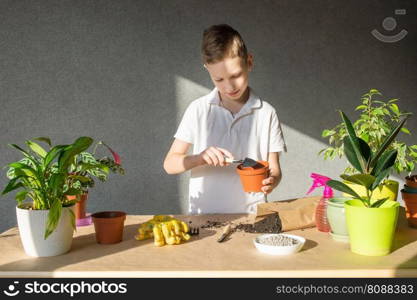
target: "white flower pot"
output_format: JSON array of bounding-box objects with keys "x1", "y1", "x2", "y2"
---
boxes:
[{"x1": 16, "y1": 205, "x2": 75, "y2": 257}]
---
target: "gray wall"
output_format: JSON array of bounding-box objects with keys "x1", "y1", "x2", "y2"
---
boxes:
[{"x1": 1, "y1": 0, "x2": 416, "y2": 232}]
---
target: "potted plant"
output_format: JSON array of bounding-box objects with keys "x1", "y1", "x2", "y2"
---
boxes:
[
  {"x1": 401, "y1": 174, "x2": 417, "y2": 228},
  {"x1": 320, "y1": 89, "x2": 416, "y2": 201},
  {"x1": 66, "y1": 141, "x2": 125, "y2": 226},
  {"x1": 327, "y1": 111, "x2": 408, "y2": 256},
  {"x1": 1, "y1": 137, "x2": 93, "y2": 257}
]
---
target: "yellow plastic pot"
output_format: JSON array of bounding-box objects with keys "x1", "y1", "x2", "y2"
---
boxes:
[
  {"x1": 345, "y1": 199, "x2": 399, "y2": 256},
  {"x1": 342, "y1": 180, "x2": 399, "y2": 204}
]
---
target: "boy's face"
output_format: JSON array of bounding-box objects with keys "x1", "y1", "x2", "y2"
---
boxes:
[{"x1": 204, "y1": 55, "x2": 253, "y2": 102}]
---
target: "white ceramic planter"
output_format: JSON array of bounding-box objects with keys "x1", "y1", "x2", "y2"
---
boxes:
[{"x1": 16, "y1": 204, "x2": 75, "y2": 257}]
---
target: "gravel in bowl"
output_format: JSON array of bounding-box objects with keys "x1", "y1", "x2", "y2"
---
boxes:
[{"x1": 253, "y1": 234, "x2": 305, "y2": 255}]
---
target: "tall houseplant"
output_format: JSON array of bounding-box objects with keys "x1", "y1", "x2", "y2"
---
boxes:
[
  {"x1": 2, "y1": 137, "x2": 93, "y2": 257},
  {"x1": 320, "y1": 89, "x2": 416, "y2": 174},
  {"x1": 327, "y1": 112, "x2": 408, "y2": 256},
  {"x1": 320, "y1": 89, "x2": 416, "y2": 201}
]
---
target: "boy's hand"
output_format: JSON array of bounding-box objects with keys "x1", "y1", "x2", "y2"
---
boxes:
[
  {"x1": 261, "y1": 176, "x2": 278, "y2": 194},
  {"x1": 199, "y1": 146, "x2": 234, "y2": 167}
]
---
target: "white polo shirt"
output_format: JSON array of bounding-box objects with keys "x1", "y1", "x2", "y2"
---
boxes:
[{"x1": 174, "y1": 87, "x2": 286, "y2": 214}]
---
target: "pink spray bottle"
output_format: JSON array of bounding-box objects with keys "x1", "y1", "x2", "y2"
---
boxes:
[{"x1": 306, "y1": 173, "x2": 334, "y2": 233}]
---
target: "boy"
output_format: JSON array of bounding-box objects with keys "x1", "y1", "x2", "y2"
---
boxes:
[{"x1": 164, "y1": 24, "x2": 286, "y2": 214}]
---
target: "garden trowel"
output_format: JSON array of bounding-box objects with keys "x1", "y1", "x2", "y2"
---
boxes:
[{"x1": 224, "y1": 157, "x2": 259, "y2": 168}]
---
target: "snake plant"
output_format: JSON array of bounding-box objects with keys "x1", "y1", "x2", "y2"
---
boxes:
[
  {"x1": 327, "y1": 111, "x2": 409, "y2": 208},
  {"x1": 2, "y1": 137, "x2": 93, "y2": 238}
]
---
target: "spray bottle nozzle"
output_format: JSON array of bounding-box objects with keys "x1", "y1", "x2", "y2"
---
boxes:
[{"x1": 306, "y1": 173, "x2": 333, "y2": 198}]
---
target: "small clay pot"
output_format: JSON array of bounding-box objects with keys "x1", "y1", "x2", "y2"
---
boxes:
[
  {"x1": 401, "y1": 190, "x2": 417, "y2": 228},
  {"x1": 92, "y1": 211, "x2": 126, "y2": 244},
  {"x1": 236, "y1": 160, "x2": 269, "y2": 192},
  {"x1": 406, "y1": 175, "x2": 417, "y2": 189},
  {"x1": 66, "y1": 193, "x2": 88, "y2": 220}
]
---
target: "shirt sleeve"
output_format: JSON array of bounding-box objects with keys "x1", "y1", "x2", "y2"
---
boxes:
[
  {"x1": 269, "y1": 109, "x2": 287, "y2": 152},
  {"x1": 174, "y1": 102, "x2": 196, "y2": 144}
]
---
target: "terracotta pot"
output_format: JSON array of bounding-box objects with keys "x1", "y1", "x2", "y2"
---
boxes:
[
  {"x1": 92, "y1": 211, "x2": 126, "y2": 244},
  {"x1": 406, "y1": 175, "x2": 417, "y2": 189},
  {"x1": 66, "y1": 193, "x2": 88, "y2": 220},
  {"x1": 401, "y1": 189, "x2": 417, "y2": 228},
  {"x1": 236, "y1": 160, "x2": 269, "y2": 192}
]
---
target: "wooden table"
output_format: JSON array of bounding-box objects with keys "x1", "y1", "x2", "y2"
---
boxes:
[{"x1": 1, "y1": 212, "x2": 417, "y2": 278}]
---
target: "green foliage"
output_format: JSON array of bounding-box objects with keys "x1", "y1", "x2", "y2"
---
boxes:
[
  {"x1": 319, "y1": 89, "x2": 416, "y2": 174},
  {"x1": 2, "y1": 137, "x2": 93, "y2": 238},
  {"x1": 327, "y1": 111, "x2": 409, "y2": 207},
  {"x1": 67, "y1": 142, "x2": 125, "y2": 192}
]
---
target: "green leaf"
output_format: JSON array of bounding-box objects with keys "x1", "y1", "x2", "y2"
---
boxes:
[
  {"x1": 390, "y1": 103, "x2": 400, "y2": 115},
  {"x1": 64, "y1": 188, "x2": 83, "y2": 196},
  {"x1": 343, "y1": 174, "x2": 376, "y2": 189},
  {"x1": 327, "y1": 180, "x2": 362, "y2": 199},
  {"x1": 340, "y1": 112, "x2": 365, "y2": 172},
  {"x1": 371, "y1": 168, "x2": 391, "y2": 191},
  {"x1": 7, "y1": 163, "x2": 39, "y2": 180},
  {"x1": 355, "y1": 105, "x2": 367, "y2": 111},
  {"x1": 33, "y1": 137, "x2": 52, "y2": 147},
  {"x1": 26, "y1": 140, "x2": 47, "y2": 158},
  {"x1": 15, "y1": 190, "x2": 28, "y2": 203},
  {"x1": 78, "y1": 152, "x2": 97, "y2": 164},
  {"x1": 322, "y1": 129, "x2": 335, "y2": 138},
  {"x1": 43, "y1": 145, "x2": 67, "y2": 170},
  {"x1": 2, "y1": 177, "x2": 24, "y2": 195},
  {"x1": 58, "y1": 137, "x2": 93, "y2": 172},
  {"x1": 68, "y1": 208, "x2": 76, "y2": 231},
  {"x1": 44, "y1": 198, "x2": 62, "y2": 239},
  {"x1": 49, "y1": 173, "x2": 65, "y2": 198},
  {"x1": 369, "y1": 116, "x2": 408, "y2": 169},
  {"x1": 343, "y1": 137, "x2": 364, "y2": 173},
  {"x1": 401, "y1": 127, "x2": 411, "y2": 135},
  {"x1": 358, "y1": 138, "x2": 372, "y2": 169},
  {"x1": 370, "y1": 149, "x2": 397, "y2": 176},
  {"x1": 8, "y1": 144, "x2": 39, "y2": 167},
  {"x1": 68, "y1": 174, "x2": 91, "y2": 182},
  {"x1": 371, "y1": 198, "x2": 389, "y2": 208}
]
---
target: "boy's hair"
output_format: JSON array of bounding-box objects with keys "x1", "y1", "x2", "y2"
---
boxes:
[{"x1": 201, "y1": 24, "x2": 248, "y2": 65}]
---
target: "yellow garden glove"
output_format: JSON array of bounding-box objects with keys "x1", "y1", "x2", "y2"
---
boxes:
[{"x1": 135, "y1": 215, "x2": 191, "y2": 247}]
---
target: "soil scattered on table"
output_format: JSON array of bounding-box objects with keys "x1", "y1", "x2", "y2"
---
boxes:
[{"x1": 201, "y1": 213, "x2": 281, "y2": 234}]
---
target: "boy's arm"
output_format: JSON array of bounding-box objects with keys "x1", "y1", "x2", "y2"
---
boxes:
[
  {"x1": 163, "y1": 139, "x2": 202, "y2": 174},
  {"x1": 163, "y1": 139, "x2": 234, "y2": 174},
  {"x1": 261, "y1": 152, "x2": 282, "y2": 194}
]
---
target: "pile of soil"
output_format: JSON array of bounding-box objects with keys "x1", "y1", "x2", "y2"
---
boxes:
[
  {"x1": 201, "y1": 213, "x2": 281, "y2": 234},
  {"x1": 236, "y1": 212, "x2": 281, "y2": 233},
  {"x1": 407, "y1": 175, "x2": 417, "y2": 183}
]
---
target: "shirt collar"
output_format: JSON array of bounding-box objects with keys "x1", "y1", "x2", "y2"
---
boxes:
[{"x1": 207, "y1": 87, "x2": 262, "y2": 111}]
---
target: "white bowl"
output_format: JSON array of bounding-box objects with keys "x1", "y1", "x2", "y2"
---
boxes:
[{"x1": 253, "y1": 233, "x2": 306, "y2": 255}]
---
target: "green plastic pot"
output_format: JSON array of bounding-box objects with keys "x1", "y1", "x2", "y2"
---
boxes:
[
  {"x1": 345, "y1": 199, "x2": 399, "y2": 256},
  {"x1": 326, "y1": 198, "x2": 350, "y2": 243}
]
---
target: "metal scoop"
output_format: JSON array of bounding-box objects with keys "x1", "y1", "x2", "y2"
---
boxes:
[{"x1": 225, "y1": 157, "x2": 259, "y2": 168}]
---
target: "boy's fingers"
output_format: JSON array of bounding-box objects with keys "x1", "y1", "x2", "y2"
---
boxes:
[
  {"x1": 211, "y1": 147, "x2": 226, "y2": 165},
  {"x1": 216, "y1": 147, "x2": 234, "y2": 160},
  {"x1": 262, "y1": 177, "x2": 274, "y2": 185},
  {"x1": 261, "y1": 186, "x2": 271, "y2": 194},
  {"x1": 202, "y1": 153, "x2": 214, "y2": 165},
  {"x1": 206, "y1": 150, "x2": 219, "y2": 166}
]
